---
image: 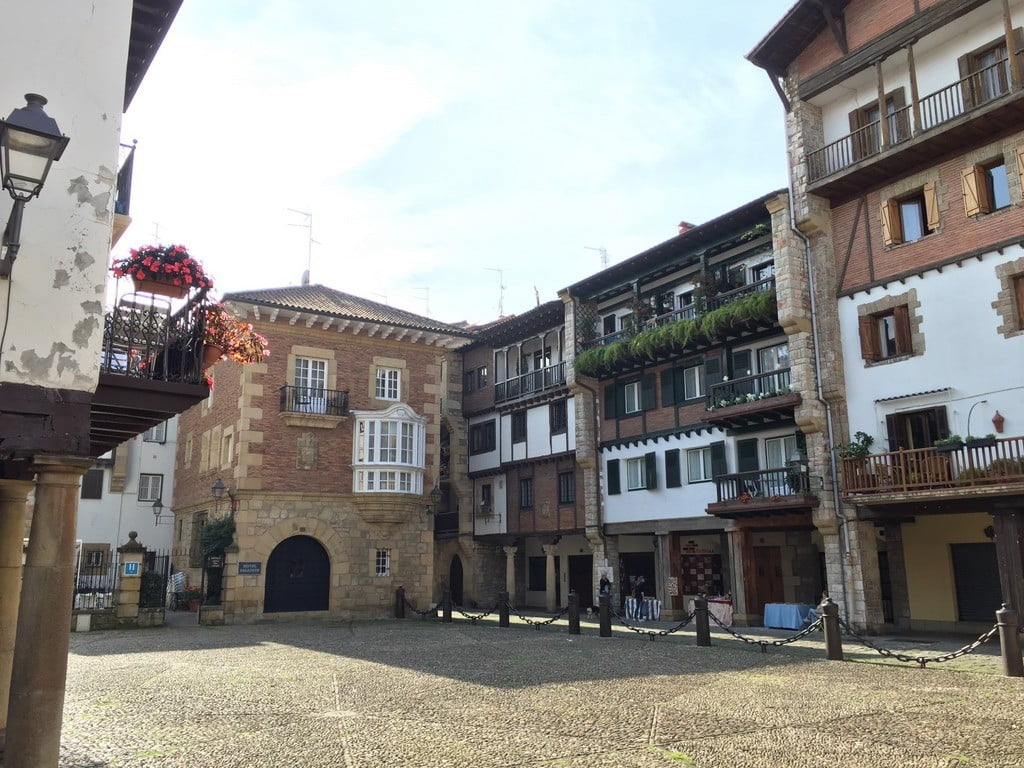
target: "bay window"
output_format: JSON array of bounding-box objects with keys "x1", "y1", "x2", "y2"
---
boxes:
[{"x1": 352, "y1": 404, "x2": 426, "y2": 494}]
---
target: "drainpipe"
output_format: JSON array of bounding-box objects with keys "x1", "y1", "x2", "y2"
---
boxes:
[{"x1": 786, "y1": 182, "x2": 852, "y2": 622}]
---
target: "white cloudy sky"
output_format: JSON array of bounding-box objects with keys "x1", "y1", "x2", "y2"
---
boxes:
[{"x1": 120, "y1": 1, "x2": 795, "y2": 326}]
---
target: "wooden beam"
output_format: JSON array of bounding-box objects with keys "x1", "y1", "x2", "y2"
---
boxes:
[
  {"x1": 305, "y1": 315, "x2": 317, "y2": 328},
  {"x1": 353, "y1": 322, "x2": 365, "y2": 335},
  {"x1": 818, "y1": 1, "x2": 848, "y2": 54},
  {"x1": 767, "y1": 70, "x2": 791, "y2": 112},
  {"x1": 322, "y1": 317, "x2": 333, "y2": 331},
  {"x1": 289, "y1": 312, "x2": 301, "y2": 326}
]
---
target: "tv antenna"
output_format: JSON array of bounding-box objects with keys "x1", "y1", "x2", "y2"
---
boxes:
[
  {"x1": 585, "y1": 246, "x2": 609, "y2": 269},
  {"x1": 288, "y1": 209, "x2": 319, "y2": 285},
  {"x1": 484, "y1": 267, "x2": 506, "y2": 316},
  {"x1": 414, "y1": 287, "x2": 430, "y2": 317}
]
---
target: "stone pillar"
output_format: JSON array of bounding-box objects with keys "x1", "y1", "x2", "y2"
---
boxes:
[
  {"x1": 115, "y1": 532, "x2": 145, "y2": 624},
  {"x1": 846, "y1": 518, "x2": 884, "y2": 631},
  {"x1": 221, "y1": 542, "x2": 239, "y2": 622},
  {"x1": 0, "y1": 479, "x2": 32, "y2": 738},
  {"x1": 883, "y1": 523, "x2": 911, "y2": 630},
  {"x1": 503, "y1": 545, "x2": 518, "y2": 604},
  {"x1": 6, "y1": 456, "x2": 91, "y2": 768},
  {"x1": 725, "y1": 527, "x2": 754, "y2": 625},
  {"x1": 542, "y1": 545, "x2": 557, "y2": 612},
  {"x1": 655, "y1": 533, "x2": 671, "y2": 608}
]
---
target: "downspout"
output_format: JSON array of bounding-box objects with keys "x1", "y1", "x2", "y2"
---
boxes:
[{"x1": 786, "y1": 181, "x2": 852, "y2": 622}]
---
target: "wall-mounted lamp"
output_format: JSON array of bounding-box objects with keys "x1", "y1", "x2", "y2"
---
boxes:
[
  {"x1": 425, "y1": 485, "x2": 443, "y2": 514},
  {"x1": 966, "y1": 399, "x2": 988, "y2": 438},
  {"x1": 0, "y1": 94, "x2": 70, "y2": 278},
  {"x1": 152, "y1": 498, "x2": 164, "y2": 523},
  {"x1": 211, "y1": 477, "x2": 237, "y2": 516}
]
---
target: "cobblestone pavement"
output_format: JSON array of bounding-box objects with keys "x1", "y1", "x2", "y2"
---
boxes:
[{"x1": 58, "y1": 615, "x2": 1024, "y2": 767}]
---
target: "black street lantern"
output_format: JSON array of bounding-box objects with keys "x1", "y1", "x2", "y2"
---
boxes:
[
  {"x1": 0, "y1": 94, "x2": 70, "y2": 278},
  {"x1": 152, "y1": 498, "x2": 164, "y2": 523},
  {"x1": 211, "y1": 478, "x2": 227, "y2": 501},
  {"x1": 426, "y1": 485, "x2": 443, "y2": 514}
]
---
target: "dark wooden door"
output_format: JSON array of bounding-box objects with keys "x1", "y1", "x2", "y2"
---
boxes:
[
  {"x1": 752, "y1": 546, "x2": 784, "y2": 614},
  {"x1": 264, "y1": 535, "x2": 330, "y2": 613},
  {"x1": 951, "y1": 543, "x2": 1001, "y2": 622},
  {"x1": 568, "y1": 555, "x2": 593, "y2": 608}
]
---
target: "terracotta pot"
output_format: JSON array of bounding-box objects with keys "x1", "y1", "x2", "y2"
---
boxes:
[
  {"x1": 203, "y1": 344, "x2": 224, "y2": 368},
  {"x1": 187, "y1": 599, "x2": 201, "y2": 612},
  {"x1": 133, "y1": 275, "x2": 189, "y2": 299}
]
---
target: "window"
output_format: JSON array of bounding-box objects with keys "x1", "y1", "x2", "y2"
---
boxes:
[
  {"x1": 519, "y1": 477, "x2": 534, "y2": 508},
  {"x1": 294, "y1": 357, "x2": 328, "y2": 413},
  {"x1": 623, "y1": 381, "x2": 641, "y2": 414},
  {"x1": 678, "y1": 291, "x2": 696, "y2": 318},
  {"x1": 143, "y1": 422, "x2": 166, "y2": 443},
  {"x1": 477, "y1": 366, "x2": 488, "y2": 389},
  {"x1": 602, "y1": 314, "x2": 617, "y2": 335},
  {"x1": 375, "y1": 368, "x2": 400, "y2": 401},
  {"x1": 886, "y1": 407, "x2": 949, "y2": 451},
  {"x1": 464, "y1": 370, "x2": 476, "y2": 393},
  {"x1": 469, "y1": 421, "x2": 496, "y2": 454},
  {"x1": 558, "y1": 471, "x2": 575, "y2": 504},
  {"x1": 765, "y1": 435, "x2": 798, "y2": 469},
  {"x1": 751, "y1": 261, "x2": 775, "y2": 286},
  {"x1": 375, "y1": 549, "x2": 391, "y2": 577},
  {"x1": 532, "y1": 347, "x2": 552, "y2": 370},
  {"x1": 550, "y1": 400, "x2": 567, "y2": 434},
  {"x1": 221, "y1": 430, "x2": 233, "y2": 468},
  {"x1": 626, "y1": 457, "x2": 647, "y2": 491},
  {"x1": 962, "y1": 162, "x2": 1010, "y2": 216},
  {"x1": 758, "y1": 342, "x2": 789, "y2": 372},
  {"x1": 511, "y1": 411, "x2": 527, "y2": 443},
  {"x1": 138, "y1": 473, "x2": 163, "y2": 502},
  {"x1": 84, "y1": 549, "x2": 104, "y2": 567},
  {"x1": 480, "y1": 483, "x2": 493, "y2": 515},
  {"x1": 353, "y1": 406, "x2": 426, "y2": 494},
  {"x1": 81, "y1": 469, "x2": 104, "y2": 500},
  {"x1": 605, "y1": 375, "x2": 655, "y2": 418},
  {"x1": 960, "y1": 38, "x2": 1011, "y2": 107},
  {"x1": 687, "y1": 448, "x2": 712, "y2": 483},
  {"x1": 683, "y1": 365, "x2": 703, "y2": 400},
  {"x1": 881, "y1": 186, "x2": 938, "y2": 245},
  {"x1": 849, "y1": 89, "x2": 907, "y2": 157},
  {"x1": 858, "y1": 306, "x2": 912, "y2": 361}
]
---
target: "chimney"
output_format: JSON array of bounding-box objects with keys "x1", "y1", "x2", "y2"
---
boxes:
[{"x1": 678, "y1": 221, "x2": 695, "y2": 235}]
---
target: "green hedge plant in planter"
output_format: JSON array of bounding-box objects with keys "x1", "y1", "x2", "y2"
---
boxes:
[{"x1": 933, "y1": 435, "x2": 964, "y2": 453}]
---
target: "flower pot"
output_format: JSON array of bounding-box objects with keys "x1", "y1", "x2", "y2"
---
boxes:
[
  {"x1": 934, "y1": 441, "x2": 963, "y2": 453},
  {"x1": 133, "y1": 275, "x2": 189, "y2": 299},
  {"x1": 966, "y1": 438, "x2": 997, "y2": 449},
  {"x1": 202, "y1": 344, "x2": 225, "y2": 369}
]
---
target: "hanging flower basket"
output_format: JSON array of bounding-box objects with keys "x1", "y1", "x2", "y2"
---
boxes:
[
  {"x1": 133, "y1": 276, "x2": 189, "y2": 299},
  {"x1": 204, "y1": 305, "x2": 270, "y2": 364},
  {"x1": 111, "y1": 244, "x2": 215, "y2": 297}
]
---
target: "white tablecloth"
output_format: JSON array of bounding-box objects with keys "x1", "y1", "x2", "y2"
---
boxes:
[
  {"x1": 687, "y1": 598, "x2": 733, "y2": 627},
  {"x1": 763, "y1": 603, "x2": 816, "y2": 629},
  {"x1": 624, "y1": 597, "x2": 661, "y2": 620}
]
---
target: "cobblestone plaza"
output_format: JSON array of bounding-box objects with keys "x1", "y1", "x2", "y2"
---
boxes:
[{"x1": 57, "y1": 618, "x2": 1024, "y2": 767}]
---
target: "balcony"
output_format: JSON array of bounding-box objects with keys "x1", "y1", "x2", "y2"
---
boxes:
[
  {"x1": 278, "y1": 385, "x2": 349, "y2": 428},
  {"x1": 91, "y1": 293, "x2": 210, "y2": 455},
  {"x1": 494, "y1": 361, "x2": 567, "y2": 405},
  {"x1": 111, "y1": 141, "x2": 136, "y2": 247},
  {"x1": 702, "y1": 368, "x2": 801, "y2": 431},
  {"x1": 840, "y1": 436, "x2": 1024, "y2": 503},
  {"x1": 707, "y1": 466, "x2": 818, "y2": 519},
  {"x1": 807, "y1": 58, "x2": 1024, "y2": 199}
]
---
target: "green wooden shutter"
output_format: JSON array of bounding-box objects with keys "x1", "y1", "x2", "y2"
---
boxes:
[
  {"x1": 604, "y1": 385, "x2": 616, "y2": 420},
  {"x1": 665, "y1": 449, "x2": 681, "y2": 488},
  {"x1": 660, "y1": 370, "x2": 676, "y2": 407},
  {"x1": 615, "y1": 383, "x2": 626, "y2": 419},
  {"x1": 704, "y1": 353, "x2": 724, "y2": 393},
  {"x1": 641, "y1": 374, "x2": 655, "y2": 410},
  {"x1": 607, "y1": 459, "x2": 621, "y2": 495},
  {"x1": 674, "y1": 368, "x2": 686, "y2": 402},
  {"x1": 644, "y1": 452, "x2": 657, "y2": 489},
  {"x1": 710, "y1": 441, "x2": 727, "y2": 478},
  {"x1": 737, "y1": 438, "x2": 759, "y2": 473}
]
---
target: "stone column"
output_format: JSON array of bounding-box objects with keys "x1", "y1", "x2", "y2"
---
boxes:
[
  {"x1": 542, "y1": 545, "x2": 557, "y2": 612},
  {"x1": 503, "y1": 545, "x2": 518, "y2": 605},
  {"x1": 221, "y1": 542, "x2": 240, "y2": 622},
  {"x1": 115, "y1": 532, "x2": 145, "y2": 625},
  {"x1": 0, "y1": 479, "x2": 32, "y2": 739},
  {"x1": 6, "y1": 456, "x2": 91, "y2": 768}
]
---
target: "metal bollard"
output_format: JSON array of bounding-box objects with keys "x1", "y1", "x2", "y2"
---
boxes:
[
  {"x1": 694, "y1": 594, "x2": 711, "y2": 647},
  {"x1": 819, "y1": 596, "x2": 844, "y2": 661},
  {"x1": 442, "y1": 587, "x2": 452, "y2": 624},
  {"x1": 996, "y1": 603, "x2": 1024, "y2": 678},
  {"x1": 395, "y1": 586, "x2": 405, "y2": 619},
  {"x1": 499, "y1": 590, "x2": 510, "y2": 628},
  {"x1": 568, "y1": 591, "x2": 580, "y2": 635},
  {"x1": 599, "y1": 593, "x2": 612, "y2": 637}
]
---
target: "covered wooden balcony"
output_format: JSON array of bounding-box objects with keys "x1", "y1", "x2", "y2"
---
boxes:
[
  {"x1": 494, "y1": 361, "x2": 567, "y2": 405},
  {"x1": 807, "y1": 57, "x2": 1024, "y2": 199},
  {"x1": 706, "y1": 466, "x2": 818, "y2": 519},
  {"x1": 701, "y1": 368, "x2": 800, "y2": 430},
  {"x1": 840, "y1": 436, "x2": 1024, "y2": 501}
]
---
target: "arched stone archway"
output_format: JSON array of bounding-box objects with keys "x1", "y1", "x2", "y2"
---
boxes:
[{"x1": 264, "y1": 535, "x2": 330, "y2": 613}]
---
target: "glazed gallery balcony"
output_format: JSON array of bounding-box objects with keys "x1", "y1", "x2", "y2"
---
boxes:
[
  {"x1": 807, "y1": 57, "x2": 1024, "y2": 199},
  {"x1": 494, "y1": 361, "x2": 567, "y2": 405}
]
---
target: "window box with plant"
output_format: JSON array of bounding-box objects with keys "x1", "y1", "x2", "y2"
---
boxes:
[
  {"x1": 965, "y1": 434, "x2": 998, "y2": 449},
  {"x1": 933, "y1": 435, "x2": 964, "y2": 453},
  {"x1": 111, "y1": 244, "x2": 215, "y2": 298}
]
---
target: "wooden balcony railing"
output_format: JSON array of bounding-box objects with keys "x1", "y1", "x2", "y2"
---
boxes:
[
  {"x1": 840, "y1": 436, "x2": 1024, "y2": 496},
  {"x1": 808, "y1": 57, "x2": 1013, "y2": 182},
  {"x1": 708, "y1": 368, "x2": 791, "y2": 410},
  {"x1": 279, "y1": 385, "x2": 349, "y2": 416},
  {"x1": 715, "y1": 466, "x2": 811, "y2": 502},
  {"x1": 494, "y1": 361, "x2": 566, "y2": 403}
]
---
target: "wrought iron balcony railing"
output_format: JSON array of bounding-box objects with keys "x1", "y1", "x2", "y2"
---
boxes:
[
  {"x1": 279, "y1": 385, "x2": 349, "y2": 416},
  {"x1": 494, "y1": 361, "x2": 567, "y2": 403},
  {"x1": 708, "y1": 368, "x2": 791, "y2": 410},
  {"x1": 714, "y1": 466, "x2": 811, "y2": 502}
]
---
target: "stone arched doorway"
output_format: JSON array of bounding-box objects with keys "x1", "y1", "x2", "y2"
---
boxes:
[
  {"x1": 449, "y1": 554, "x2": 464, "y2": 606},
  {"x1": 264, "y1": 535, "x2": 330, "y2": 613}
]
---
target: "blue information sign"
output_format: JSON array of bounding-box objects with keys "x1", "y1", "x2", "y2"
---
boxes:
[
  {"x1": 123, "y1": 561, "x2": 140, "y2": 576},
  {"x1": 238, "y1": 562, "x2": 262, "y2": 575}
]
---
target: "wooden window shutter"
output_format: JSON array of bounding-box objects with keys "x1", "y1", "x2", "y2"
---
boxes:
[
  {"x1": 665, "y1": 449, "x2": 681, "y2": 488},
  {"x1": 660, "y1": 370, "x2": 676, "y2": 407},
  {"x1": 1014, "y1": 275, "x2": 1024, "y2": 327},
  {"x1": 923, "y1": 182, "x2": 940, "y2": 231},
  {"x1": 958, "y1": 52, "x2": 977, "y2": 109},
  {"x1": 644, "y1": 451, "x2": 658, "y2": 490},
  {"x1": 880, "y1": 198, "x2": 901, "y2": 246},
  {"x1": 885, "y1": 414, "x2": 909, "y2": 451},
  {"x1": 640, "y1": 374, "x2": 655, "y2": 410},
  {"x1": 1016, "y1": 146, "x2": 1024, "y2": 194},
  {"x1": 674, "y1": 368, "x2": 687, "y2": 403},
  {"x1": 934, "y1": 407, "x2": 950, "y2": 440},
  {"x1": 893, "y1": 304, "x2": 912, "y2": 355},
  {"x1": 604, "y1": 385, "x2": 616, "y2": 420},
  {"x1": 961, "y1": 165, "x2": 988, "y2": 217},
  {"x1": 704, "y1": 353, "x2": 724, "y2": 389},
  {"x1": 710, "y1": 441, "x2": 727, "y2": 478},
  {"x1": 858, "y1": 315, "x2": 881, "y2": 361},
  {"x1": 607, "y1": 459, "x2": 621, "y2": 495},
  {"x1": 736, "y1": 438, "x2": 760, "y2": 473}
]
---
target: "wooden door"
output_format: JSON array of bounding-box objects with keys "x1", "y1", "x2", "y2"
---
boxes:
[{"x1": 752, "y1": 546, "x2": 784, "y2": 614}]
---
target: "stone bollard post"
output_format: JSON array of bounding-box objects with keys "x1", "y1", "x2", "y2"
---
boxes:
[
  {"x1": 996, "y1": 603, "x2": 1024, "y2": 678},
  {"x1": 499, "y1": 591, "x2": 510, "y2": 628},
  {"x1": 599, "y1": 593, "x2": 612, "y2": 638},
  {"x1": 115, "y1": 532, "x2": 145, "y2": 626},
  {"x1": 819, "y1": 596, "x2": 844, "y2": 661},
  {"x1": 442, "y1": 587, "x2": 452, "y2": 623},
  {"x1": 395, "y1": 586, "x2": 406, "y2": 619},
  {"x1": 568, "y1": 591, "x2": 580, "y2": 635},
  {"x1": 694, "y1": 594, "x2": 711, "y2": 647}
]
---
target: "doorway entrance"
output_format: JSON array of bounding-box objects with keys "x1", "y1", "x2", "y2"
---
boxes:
[
  {"x1": 568, "y1": 555, "x2": 593, "y2": 608},
  {"x1": 264, "y1": 535, "x2": 330, "y2": 613},
  {"x1": 751, "y1": 546, "x2": 784, "y2": 616},
  {"x1": 449, "y1": 555, "x2": 464, "y2": 605}
]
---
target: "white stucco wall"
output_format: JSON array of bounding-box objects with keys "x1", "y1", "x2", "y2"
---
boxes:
[
  {"x1": 0, "y1": 0, "x2": 132, "y2": 391},
  {"x1": 472, "y1": 472, "x2": 506, "y2": 536}
]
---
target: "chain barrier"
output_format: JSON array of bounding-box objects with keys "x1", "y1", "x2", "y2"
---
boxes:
[
  {"x1": 610, "y1": 606, "x2": 696, "y2": 640},
  {"x1": 403, "y1": 596, "x2": 438, "y2": 619},
  {"x1": 454, "y1": 603, "x2": 500, "y2": 622},
  {"x1": 505, "y1": 601, "x2": 568, "y2": 627},
  {"x1": 838, "y1": 617, "x2": 999, "y2": 668},
  {"x1": 706, "y1": 611, "x2": 824, "y2": 654}
]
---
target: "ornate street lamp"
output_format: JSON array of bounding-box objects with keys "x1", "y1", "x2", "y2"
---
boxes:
[
  {"x1": 0, "y1": 94, "x2": 70, "y2": 277},
  {"x1": 152, "y1": 498, "x2": 164, "y2": 523},
  {"x1": 426, "y1": 485, "x2": 443, "y2": 514}
]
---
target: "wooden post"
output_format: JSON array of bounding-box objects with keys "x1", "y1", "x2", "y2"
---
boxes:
[
  {"x1": 599, "y1": 593, "x2": 612, "y2": 638},
  {"x1": 395, "y1": 586, "x2": 405, "y2": 619},
  {"x1": 907, "y1": 42, "x2": 921, "y2": 135},
  {"x1": 498, "y1": 591, "x2": 510, "y2": 628},
  {"x1": 694, "y1": 594, "x2": 711, "y2": 647},
  {"x1": 876, "y1": 60, "x2": 890, "y2": 149},
  {"x1": 441, "y1": 587, "x2": 452, "y2": 623},
  {"x1": 996, "y1": 604, "x2": 1024, "y2": 677},
  {"x1": 568, "y1": 591, "x2": 580, "y2": 635},
  {"x1": 1003, "y1": 0, "x2": 1022, "y2": 89},
  {"x1": 819, "y1": 596, "x2": 844, "y2": 661}
]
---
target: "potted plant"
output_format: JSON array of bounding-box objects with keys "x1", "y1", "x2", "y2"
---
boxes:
[
  {"x1": 180, "y1": 586, "x2": 203, "y2": 612},
  {"x1": 965, "y1": 433, "x2": 998, "y2": 449},
  {"x1": 203, "y1": 305, "x2": 270, "y2": 366},
  {"x1": 836, "y1": 431, "x2": 874, "y2": 459},
  {"x1": 933, "y1": 434, "x2": 964, "y2": 453},
  {"x1": 111, "y1": 244, "x2": 215, "y2": 298},
  {"x1": 836, "y1": 431, "x2": 874, "y2": 488}
]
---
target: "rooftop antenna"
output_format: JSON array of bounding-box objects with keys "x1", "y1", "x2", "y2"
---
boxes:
[
  {"x1": 585, "y1": 245, "x2": 609, "y2": 269},
  {"x1": 370, "y1": 292, "x2": 389, "y2": 305},
  {"x1": 534, "y1": 286, "x2": 540, "y2": 307},
  {"x1": 414, "y1": 287, "x2": 430, "y2": 317},
  {"x1": 288, "y1": 209, "x2": 319, "y2": 285},
  {"x1": 484, "y1": 267, "x2": 505, "y2": 316}
]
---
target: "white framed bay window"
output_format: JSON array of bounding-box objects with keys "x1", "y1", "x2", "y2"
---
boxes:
[{"x1": 352, "y1": 403, "x2": 427, "y2": 494}]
